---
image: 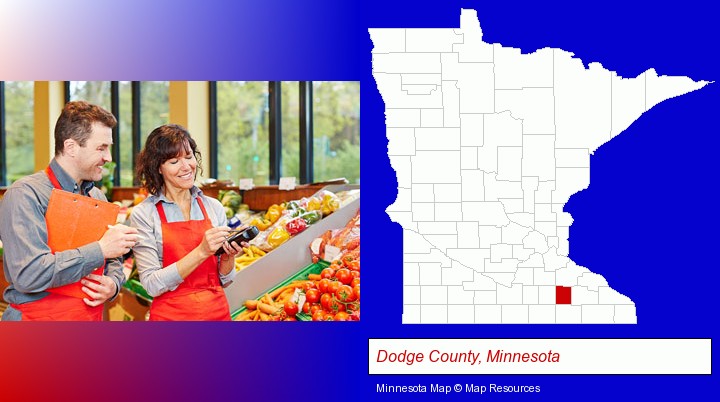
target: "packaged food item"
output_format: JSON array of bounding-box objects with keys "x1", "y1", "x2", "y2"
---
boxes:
[
  {"x1": 317, "y1": 190, "x2": 340, "y2": 216},
  {"x1": 264, "y1": 204, "x2": 284, "y2": 224},
  {"x1": 285, "y1": 218, "x2": 308, "y2": 235},
  {"x1": 309, "y1": 210, "x2": 360, "y2": 263},
  {"x1": 250, "y1": 217, "x2": 272, "y2": 231},
  {"x1": 300, "y1": 210, "x2": 322, "y2": 225},
  {"x1": 306, "y1": 196, "x2": 322, "y2": 212},
  {"x1": 267, "y1": 226, "x2": 291, "y2": 248},
  {"x1": 227, "y1": 216, "x2": 242, "y2": 229}
]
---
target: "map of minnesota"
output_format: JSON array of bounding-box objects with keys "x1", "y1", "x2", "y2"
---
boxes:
[{"x1": 370, "y1": 9, "x2": 710, "y2": 324}]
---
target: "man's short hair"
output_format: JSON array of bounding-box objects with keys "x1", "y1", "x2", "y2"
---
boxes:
[{"x1": 54, "y1": 101, "x2": 117, "y2": 155}]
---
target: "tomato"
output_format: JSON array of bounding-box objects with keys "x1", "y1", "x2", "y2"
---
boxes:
[
  {"x1": 335, "y1": 268, "x2": 353, "y2": 285},
  {"x1": 334, "y1": 311, "x2": 350, "y2": 321},
  {"x1": 284, "y1": 301, "x2": 299, "y2": 317},
  {"x1": 309, "y1": 303, "x2": 322, "y2": 315},
  {"x1": 305, "y1": 289, "x2": 320, "y2": 304},
  {"x1": 353, "y1": 284, "x2": 360, "y2": 301},
  {"x1": 336, "y1": 285, "x2": 355, "y2": 302},
  {"x1": 317, "y1": 278, "x2": 331, "y2": 293},
  {"x1": 346, "y1": 260, "x2": 360, "y2": 271},
  {"x1": 302, "y1": 301, "x2": 312, "y2": 314},
  {"x1": 345, "y1": 302, "x2": 359, "y2": 312},
  {"x1": 328, "y1": 298, "x2": 346, "y2": 313},
  {"x1": 284, "y1": 316, "x2": 297, "y2": 321},
  {"x1": 351, "y1": 270, "x2": 360, "y2": 279},
  {"x1": 320, "y1": 268, "x2": 335, "y2": 279},
  {"x1": 328, "y1": 280, "x2": 341, "y2": 295},
  {"x1": 322, "y1": 311, "x2": 335, "y2": 321},
  {"x1": 351, "y1": 278, "x2": 360, "y2": 288},
  {"x1": 312, "y1": 310, "x2": 326, "y2": 321},
  {"x1": 302, "y1": 281, "x2": 315, "y2": 292},
  {"x1": 320, "y1": 293, "x2": 333, "y2": 311}
]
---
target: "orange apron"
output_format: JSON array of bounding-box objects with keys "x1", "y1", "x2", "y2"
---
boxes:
[
  {"x1": 11, "y1": 166, "x2": 104, "y2": 321},
  {"x1": 149, "y1": 197, "x2": 230, "y2": 321}
]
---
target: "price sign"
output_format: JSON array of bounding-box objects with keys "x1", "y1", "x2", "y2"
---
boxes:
[
  {"x1": 278, "y1": 176, "x2": 297, "y2": 190},
  {"x1": 238, "y1": 178, "x2": 254, "y2": 190}
]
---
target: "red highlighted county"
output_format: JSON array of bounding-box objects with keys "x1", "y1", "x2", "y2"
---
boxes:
[{"x1": 556, "y1": 286, "x2": 572, "y2": 305}]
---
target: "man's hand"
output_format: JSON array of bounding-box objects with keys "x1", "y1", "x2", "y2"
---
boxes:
[
  {"x1": 81, "y1": 273, "x2": 118, "y2": 306},
  {"x1": 99, "y1": 224, "x2": 139, "y2": 259}
]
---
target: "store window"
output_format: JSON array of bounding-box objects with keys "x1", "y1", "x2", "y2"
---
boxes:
[
  {"x1": 67, "y1": 81, "x2": 168, "y2": 186},
  {"x1": 2, "y1": 81, "x2": 34, "y2": 185},
  {"x1": 68, "y1": 81, "x2": 111, "y2": 111},
  {"x1": 313, "y1": 81, "x2": 360, "y2": 184},
  {"x1": 210, "y1": 81, "x2": 360, "y2": 186},
  {"x1": 118, "y1": 81, "x2": 133, "y2": 186},
  {"x1": 216, "y1": 81, "x2": 270, "y2": 185},
  {"x1": 140, "y1": 81, "x2": 169, "y2": 145},
  {"x1": 281, "y1": 81, "x2": 300, "y2": 181}
]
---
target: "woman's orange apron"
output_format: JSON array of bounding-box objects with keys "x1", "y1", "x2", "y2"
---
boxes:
[{"x1": 148, "y1": 198, "x2": 230, "y2": 321}]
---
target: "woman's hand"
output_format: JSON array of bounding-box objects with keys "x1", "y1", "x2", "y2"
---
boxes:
[
  {"x1": 218, "y1": 230, "x2": 244, "y2": 275},
  {"x1": 230, "y1": 224, "x2": 252, "y2": 249},
  {"x1": 199, "y1": 226, "x2": 232, "y2": 257},
  {"x1": 220, "y1": 236, "x2": 244, "y2": 258}
]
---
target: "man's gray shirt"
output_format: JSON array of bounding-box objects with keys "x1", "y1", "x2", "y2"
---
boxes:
[{"x1": 0, "y1": 159, "x2": 124, "y2": 320}]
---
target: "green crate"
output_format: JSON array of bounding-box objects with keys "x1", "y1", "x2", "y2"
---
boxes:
[
  {"x1": 295, "y1": 312, "x2": 312, "y2": 321},
  {"x1": 231, "y1": 260, "x2": 329, "y2": 321},
  {"x1": 123, "y1": 278, "x2": 153, "y2": 302}
]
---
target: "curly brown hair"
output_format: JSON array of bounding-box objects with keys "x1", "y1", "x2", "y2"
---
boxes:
[
  {"x1": 54, "y1": 101, "x2": 117, "y2": 155},
  {"x1": 135, "y1": 124, "x2": 203, "y2": 195}
]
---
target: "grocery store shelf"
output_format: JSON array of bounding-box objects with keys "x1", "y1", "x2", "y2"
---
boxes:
[
  {"x1": 231, "y1": 260, "x2": 329, "y2": 320},
  {"x1": 223, "y1": 196, "x2": 359, "y2": 313}
]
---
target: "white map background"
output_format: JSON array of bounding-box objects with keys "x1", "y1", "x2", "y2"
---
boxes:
[{"x1": 370, "y1": 9, "x2": 710, "y2": 324}]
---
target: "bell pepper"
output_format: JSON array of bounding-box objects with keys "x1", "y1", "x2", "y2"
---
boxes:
[
  {"x1": 267, "y1": 226, "x2": 291, "y2": 248},
  {"x1": 300, "y1": 210, "x2": 321, "y2": 225},
  {"x1": 306, "y1": 197, "x2": 322, "y2": 211},
  {"x1": 321, "y1": 193, "x2": 340, "y2": 215},
  {"x1": 265, "y1": 208, "x2": 282, "y2": 224},
  {"x1": 290, "y1": 207, "x2": 307, "y2": 218},
  {"x1": 285, "y1": 218, "x2": 308, "y2": 235},
  {"x1": 250, "y1": 217, "x2": 272, "y2": 231}
]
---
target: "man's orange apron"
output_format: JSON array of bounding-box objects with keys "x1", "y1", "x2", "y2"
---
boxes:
[
  {"x1": 11, "y1": 166, "x2": 106, "y2": 321},
  {"x1": 149, "y1": 198, "x2": 230, "y2": 321}
]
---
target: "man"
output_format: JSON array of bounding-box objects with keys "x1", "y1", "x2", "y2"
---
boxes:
[{"x1": 0, "y1": 100, "x2": 138, "y2": 321}]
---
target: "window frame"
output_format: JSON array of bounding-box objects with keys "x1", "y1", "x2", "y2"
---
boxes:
[
  {"x1": 0, "y1": 81, "x2": 6, "y2": 187},
  {"x1": 210, "y1": 81, "x2": 318, "y2": 185},
  {"x1": 1, "y1": 81, "x2": 36, "y2": 186},
  {"x1": 2, "y1": 80, "x2": 357, "y2": 187}
]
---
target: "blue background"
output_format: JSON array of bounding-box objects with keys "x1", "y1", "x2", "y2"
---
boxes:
[{"x1": 0, "y1": 1, "x2": 717, "y2": 400}]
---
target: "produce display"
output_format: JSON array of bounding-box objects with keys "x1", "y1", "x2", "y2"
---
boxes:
[
  {"x1": 232, "y1": 189, "x2": 357, "y2": 271},
  {"x1": 233, "y1": 245, "x2": 266, "y2": 271},
  {"x1": 114, "y1": 184, "x2": 360, "y2": 322},
  {"x1": 234, "y1": 210, "x2": 361, "y2": 321},
  {"x1": 218, "y1": 189, "x2": 244, "y2": 219}
]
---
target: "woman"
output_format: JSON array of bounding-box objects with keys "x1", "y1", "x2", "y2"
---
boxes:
[{"x1": 130, "y1": 124, "x2": 242, "y2": 321}]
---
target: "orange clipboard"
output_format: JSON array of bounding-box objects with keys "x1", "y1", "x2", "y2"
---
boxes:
[{"x1": 45, "y1": 188, "x2": 120, "y2": 299}]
